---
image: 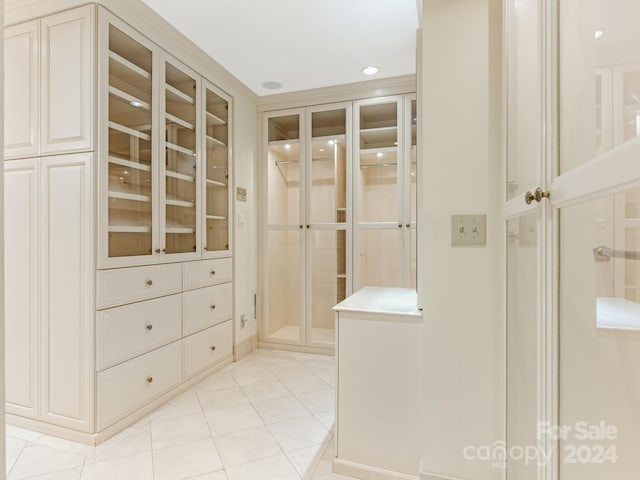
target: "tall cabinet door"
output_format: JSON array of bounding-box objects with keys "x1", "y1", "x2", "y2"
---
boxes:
[
  {"x1": 306, "y1": 103, "x2": 351, "y2": 348},
  {"x1": 403, "y1": 95, "x2": 417, "y2": 288},
  {"x1": 40, "y1": 6, "x2": 94, "y2": 155},
  {"x1": 4, "y1": 20, "x2": 39, "y2": 159},
  {"x1": 354, "y1": 96, "x2": 404, "y2": 289},
  {"x1": 263, "y1": 110, "x2": 306, "y2": 345},
  {"x1": 160, "y1": 55, "x2": 201, "y2": 261},
  {"x1": 100, "y1": 12, "x2": 157, "y2": 268},
  {"x1": 40, "y1": 153, "x2": 94, "y2": 432},
  {"x1": 4, "y1": 159, "x2": 40, "y2": 419},
  {"x1": 202, "y1": 81, "x2": 232, "y2": 258}
]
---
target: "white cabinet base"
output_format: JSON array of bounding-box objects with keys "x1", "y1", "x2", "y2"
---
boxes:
[
  {"x1": 5, "y1": 355, "x2": 233, "y2": 446},
  {"x1": 333, "y1": 458, "x2": 418, "y2": 480}
]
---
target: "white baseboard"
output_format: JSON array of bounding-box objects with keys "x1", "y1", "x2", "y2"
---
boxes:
[
  {"x1": 235, "y1": 334, "x2": 258, "y2": 361},
  {"x1": 333, "y1": 458, "x2": 418, "y2": 480}
]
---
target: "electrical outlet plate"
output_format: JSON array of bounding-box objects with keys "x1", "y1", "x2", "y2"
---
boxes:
[{"x1": 451, "y1": 214, "x2": 487, "y2": 246}]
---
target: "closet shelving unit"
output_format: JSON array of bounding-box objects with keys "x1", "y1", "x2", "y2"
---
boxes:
[
  {"x1": 107, "y1": 23, "x2": 155, "y2": 257},
  {"x1": 162, "y1": 60, "x2": 199, "y2": 254},
  {"x1": 262, "y1": 104, "x2": 351, "y2": 351},
  {"x1": 202, "y1": 81, "x2": 232, "y2": 256},
  {"x1": 354, "y1": 95, "x2": 416, "y2": 289}
]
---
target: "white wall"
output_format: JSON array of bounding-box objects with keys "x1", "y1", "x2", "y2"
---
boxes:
[
  {"x1": 232, "y1": 94, "x2": 259, "y2": 348},
  {"x1": 418, "y1": 0, "x2": 502, "y2": 479}
]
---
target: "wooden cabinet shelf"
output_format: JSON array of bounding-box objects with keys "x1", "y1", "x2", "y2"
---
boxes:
[
  {"x1": 108, "y1": 50, "x2": 150, "y2": 81},
  {"x1": 109, "y1": 121, "x2": 151, "y2": 141},
  {"x1": 109, "y1": 155, "x2": 151, "y2": 172},
  {"x1": 165, "y1": 83, "x2": 194, "y2": 104},
  {"x1": 206, "y1": 110, "x2": 226, "y2": 125},
  {"x1": 206, "y1": 134, "x2": 226, "y2": 147},
  {"x1": 165, "y1": 169, "x2": 195, "y2": 182},
  {"x1": 166, "y1": 112, "x2": 194, "y2": 130},
  {"x1": 109, "y1": 85, "x2": 150, "y2": 110},
  {"x1": 206, "y1": 179, "x2": 227, "y2": 187}
]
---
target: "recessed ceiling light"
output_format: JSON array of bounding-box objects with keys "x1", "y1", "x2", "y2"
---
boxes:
[
  {"x1": 130, "y1": 100, "x2": 144, "y2": 108},
  {"x1": 595, "y1": 30, "x2": 604, "y2": 39},
  {"x1": 362, "y1": 66, "x2": 379, "y2": 76},
  {"x1": 328, "y1": 140, "x2": 335, "y2": 146},
  {"x1": 262, "y1": 81, "x2": 283, "y2": 90},
  {"x1": 284, "y1": 144, "x2": 291, "y2": 150}
]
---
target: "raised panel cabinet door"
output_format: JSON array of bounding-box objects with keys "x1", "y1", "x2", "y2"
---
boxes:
[
  {"x1": 4, "y1": 159, "x2": 39, "y2": 419},
  {"x1": 41, "y1": 6, "x2": 95, "y2": 155},
  {"x1": 4, "y1": 20, "x2": 39, "y2": 159},
  {"x1": 40, "y1": 153, "x2": 94, "y2": 432}
]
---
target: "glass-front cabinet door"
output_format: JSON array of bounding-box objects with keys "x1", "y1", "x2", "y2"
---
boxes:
[
  {"x1": 161, "y1": 57, "x2": 200, "y2": 260},
  {"x1": 263, "y1": 111, "x2": 305, "y2": 345},
  {"x1": 102, "y1": 15, "x2": 156, "y2": 265},
  {"x1": 202, "y1": 81, "x2": 231, "y2": 257},
  {"x1": 354, "y1": 95, "x2": 415, "y2": 289},
  {"x1": 307, "y1": 104, "x2": 351, "y2": 348}
]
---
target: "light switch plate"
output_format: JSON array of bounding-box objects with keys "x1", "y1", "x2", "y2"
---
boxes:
[{"x1": 451, "y1": 214, "x2": 486, "y2": 246}]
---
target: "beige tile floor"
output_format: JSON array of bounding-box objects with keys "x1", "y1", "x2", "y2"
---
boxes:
[{"x1": 5, "y1": 349, "x2": 357, "y2": 480}]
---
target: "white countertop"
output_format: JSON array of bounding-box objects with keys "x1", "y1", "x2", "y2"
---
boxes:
[
  {"x1": 333, "y1": 286, "x2": 422, "y2": 317},
  {"x1": 597, "y1": 296, "x2": 640, "y2": 331}
]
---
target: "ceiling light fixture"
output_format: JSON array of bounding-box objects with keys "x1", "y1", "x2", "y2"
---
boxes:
[
  {"x1": 328, "y1": 140, "x2": 335, "y2": 146},
  {"x1": 284, "y1": 144, "x2": 291, "y2": 150},
  {"x1": 262, "y1": 81, "x2": 283, "y2": 90},
  {"x1": 129, "y1": 100, "x2": 144, "y2": 108},
  {"x1": 376, "y1": 152, "x2": 384, "y2": 158},
  {"x1": 362, "y1": 66, "x2": 379, "y2": 76},
  {"x1": 595, "y1": 30, "x2": 604, "y2": 39}
]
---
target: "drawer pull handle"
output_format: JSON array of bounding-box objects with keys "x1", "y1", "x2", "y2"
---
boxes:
[
  {"x1": 211, "y1": 304, "x2": 216, "y2": 310},
  {"x1": 146, "y1": 376, "x2": 153, "y2": 383},
  {"x1": 210, "y1": 270, "x2": 216, "y2": 276},
  {"x1": 210, "y1": 346, "x2": 216, "y2": 351},
  {"x1": 146, "y1": 324, "x2": 153, "y2": 331},
  {"x1": 146, "y1": 280, "x2": 153, "y2": 286}
]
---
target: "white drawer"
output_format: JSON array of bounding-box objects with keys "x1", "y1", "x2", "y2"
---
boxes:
[
  {"x1": 183, "y1": 321, "x2": 233, "y2": 380},
  {"x1": 183, "y1": 258, "x2": 232, "y2": 291},
  {"x1": 96, "y1": 294, "x2": 182, "y2": 371},
  {"x1": 183, "y1": 283, "x2": 233, "y2": 336},
  {"x1": 97, "y1": 263, "x2": 182, "y2": 309},
  {"x1": 97, "y1": 341, "x2": 182, "y2": 431}
]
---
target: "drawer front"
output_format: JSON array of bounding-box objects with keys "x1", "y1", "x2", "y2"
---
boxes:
[
  {"x1": 97, "y1": 341, "x2": 182, "y2": 431},
  {"x1": 183, "y1": 258, "x2": 232, "y2": 290},
  {"x1": 183, "y1": 283, "x2": 233, "y2": 336},
  {"x1": 97, "y1": 294, "x2": 182, "y2": 371},
  {"x1": 183, "y1": 320, "x2": 233, "y2": 380},
  {"x1": 97, "y1": 263, "x2": 182, "y2": 309}
]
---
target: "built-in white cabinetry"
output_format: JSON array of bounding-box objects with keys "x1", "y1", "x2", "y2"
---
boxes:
[
  {"x1": 4, "y1": 153, "x2": 94, "y2": 432},
  {"x1": 4, "y1": 5, "x2": 235, "y2": 444},
  {"x1": 3, "y1": 6, "x2": 94, "y2": 159},
  {"x1": 262, "y1": 103, "x2": 351, "y2": 351}
]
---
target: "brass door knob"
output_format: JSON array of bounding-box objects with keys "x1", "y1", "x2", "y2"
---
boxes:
[
  {"x1": 211, "y1": 305, "x2": 216, "y2": 310},
  {"x1": 146, "y1": 324, "x2": 153, "y2": 331},
  {"x1": 210, "y1": 270, "x2": 216, "y2": 276},
  {"x1": 146, "y1": 280, "x2": 153, "y2": 286},
  {"x1": 146, "y1": 377, "x2": 153, "y2": 383},
  {"x1": 210, "y1": 346, "x2": 216, "y2": 351},
  {"x1": 525, "y1": 187, "x2": 550, "y2": 205}
]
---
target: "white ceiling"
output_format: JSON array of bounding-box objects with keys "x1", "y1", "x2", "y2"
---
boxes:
[{"x1": 141, "y1": 0, "x2": 419, "y2": 96}]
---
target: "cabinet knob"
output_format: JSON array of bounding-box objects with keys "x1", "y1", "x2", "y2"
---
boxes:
[
  {"x1": 210, "y1": 346, "x2": 216, "y2": 351},
  {"x1": 146, "y1": 280, "x2": 153, "y2": 286},
  {"x1": 155, "y1": 248, "x2": 161, "y2": 254},
  {"x1": 210, "y1": 270, "x2": 216, "y2": 276},
  {"x1": 162, "y1": 248, "x2": 167, "y2": 253},
  {"x1": 146, "y1": 324, "x2": 153, "y2": 331},
  {"x1": 211, "y1": 305, "x2": 216, "y2": 310},
  {"x1": 406, "y1": 224, "x2": 411, "y2": 228},
  {"x1": 146, "y1": 377, "x2": 153, "y2": 383},
  {"x1": 398, "y1": 224, "x2": 402, "y2": 228}
]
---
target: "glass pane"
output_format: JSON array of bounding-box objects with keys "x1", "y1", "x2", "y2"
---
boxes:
[
  {"x1": 310, "y1": 109, "x2": 347, "y2": 224},
  {"x1": 359, "y1": 102, "x2": 399, "y2": 222},
  {"x1": 107, "y1": 25, "x2": 153, "y2": 258},
  {"x1": 358, "y1": 229, "x2": 398, "y2": 287},
  {"x1": 265, "y1": 230, "x2": 302, "y2": 343},
  {"x1": 410, "y1": 227, "x2": 417, "y2": 289},
  {"x1": 411, "y1": 98, "x2": 417, "y2": 223},
  {"x1": 204, "y1": 87, "x2": 229, "y2": 253},
  {"x1": 310, "y1": 229, "x2": 345, "y2": 346},
  {"x1": 268, "y1": 115, "x2": 301, "y2": 225},
  {"x1": 164, "y1": 62, "x2": 197, "y2": 254},
  {"x1": 506, "y1": 0, "x2": 540, "y2": 199},
  {"x1": 506, "y1": 213, "x2": 537, "y2": 479},
  {"x1": 560, "y1": 187, "x2": 640, "y2": 479},
  {"x1": 560, "y1": 1, "x2": 640, "y2": 173}
]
